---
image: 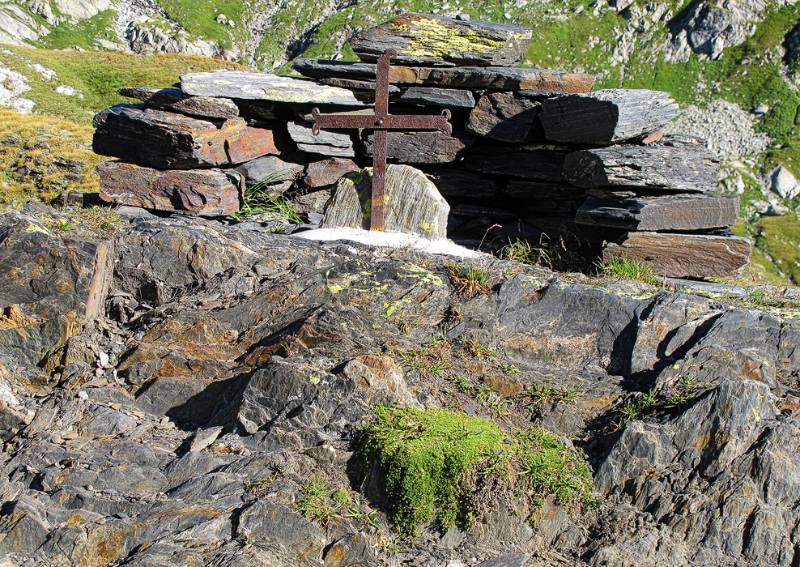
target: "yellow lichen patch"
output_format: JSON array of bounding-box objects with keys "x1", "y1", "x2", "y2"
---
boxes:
[
  {"x1": 391, "y1": 16, "x2": 505, "y2": 59},
  {"x1": 0, "y1": 304, "x2": 43, "y2": 330}
]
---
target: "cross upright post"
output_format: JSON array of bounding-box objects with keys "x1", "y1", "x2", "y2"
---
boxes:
[{"x1": 311, "y1": 49, "x2": 452, "y2": 232}]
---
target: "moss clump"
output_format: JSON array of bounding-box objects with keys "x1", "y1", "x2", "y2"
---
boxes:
[{"x1": 359, "y1": 406, "x2": 593, "y2": 537}]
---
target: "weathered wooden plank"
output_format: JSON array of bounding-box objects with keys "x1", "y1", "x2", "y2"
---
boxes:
[
  {"x1": 539, "y1": 89, "x2": 678, "y2": 145},
  {"x1": 360, "y1": 130, "x2": 474, "y2": 164},
  {"x1": 562, "y1": 136, "x2": 719, "y2": 192},
  {"x1": 576, "y1": 193, "x2": 739, "y2": 231},
  {"x1": 98, "y1": 161, "x2": 243, "y2": 215},
  {"x1": 180, "y1": 71, "x2": 366, "y2": 106},
  {"x1": 603, "y1": 232, "x2": 751, "y2": 278},
  {"x1": 466, "y1": 91, "x2": 540, "y2": 142},
  {"x1": 293, "y1": 59, "x2": 595, "y2": 94},
  {"x1": 93, "y1": 105, "x2": 278, "y2": 169},
  {"x1": 351, "y1": 12, "x2": 531, "y2": 67},
  {"x1": 463, "y1": 145, "x2": 567, "y2": 181},
  {"x1": 118, "y1": 87, "x2": 240, "y2": 120}
]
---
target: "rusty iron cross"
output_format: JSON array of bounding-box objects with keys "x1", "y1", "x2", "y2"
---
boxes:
[{"x1": 311, "y1": 49, "x2": 452, "y2": 232}]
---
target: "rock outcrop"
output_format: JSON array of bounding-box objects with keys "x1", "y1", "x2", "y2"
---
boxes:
[{"x1": 0, "y1": 208, "x2": 795, "y2": 566}]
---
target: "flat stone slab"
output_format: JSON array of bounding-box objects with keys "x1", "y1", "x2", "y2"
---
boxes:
[
  {"x1": 304, "y1": 158, "x2": 360, "y2": 187},
  {"x1": 466, "y1": 91, "x2": 540, "y2": 142},
  {"x1": 322, "y1": 164, "x2": 449, "y2": 238},
  {"x1": 98, "y1": 161, "x2": 243, "y2": 216},
  {"x1": 576, "y1": 193, "x2": 739, "y2": 231},
  {"x1": 396, "y1": 86, "x2": 476, "y2": 108},
  {"x1": 562, "y1": 136, "x2": 719, "y2": 192},
  {"x1": 181, "y1": 71, "x2": 367, "y2": 107},
  {"x1": 93, "y1": 105, "x2": 278, "y2": 169},
  {"x1": 463, "y1": 145, "x2": 567, "y2": 181},
  {"x1": 360, "y1": 130, "x2": 474, "y2": 164},
  {"x1": 235, "y1": 155, "x2": 305, "y2": 185},
  {"x1": 287, "y1": 121, "x2": 355, "y2": 158},
  {"x1": 603, "y1": 232, "x2": 751, "y2": 278},
  {"x1": 118, "y1": 87, "x2": 240, "y2": 120},
  {"x1": 424, "y1": 168, "x2": 500, "y2": 198},
  {"x1": 539, "y1": 89, "x2": 679, "y2": 145},
  {"x1": 351, "y1": 12, "x2": 531, "y2": 67},
  {"x1": 294, "y1": 59, "x2": 595, "y2": 94}
]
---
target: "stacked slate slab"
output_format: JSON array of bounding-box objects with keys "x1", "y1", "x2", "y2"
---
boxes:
[{"x1": 92, "y1": 12, "x2": 749, "y2": 279}]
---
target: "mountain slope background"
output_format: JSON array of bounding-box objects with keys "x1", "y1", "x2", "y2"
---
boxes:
[{"x1": 1, "y1": 0, "x2": 799, "y2": 283}]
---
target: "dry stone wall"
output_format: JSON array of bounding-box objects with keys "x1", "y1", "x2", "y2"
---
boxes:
[{"x1": 92, "y1": 12, "x2": 750, "y2": 279}]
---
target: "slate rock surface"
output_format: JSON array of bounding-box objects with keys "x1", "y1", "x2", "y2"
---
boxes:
[
  {"x1": 562, "y1": 136, "x2": 719, "y2": 192},
  {"x1": 467, "y1": 91, "x2": 540, "y2": 143},
  {"x1": 576, "y1": 193, "x2": 739, "y2": 231},
  {"x1": 287, "y1": 121, "x2": 355, "y2": 157},
  {"x1": 539, "y1": 89, "x2": 679, "y2": 145},
  {"x1": 351, "y1": 12, "x2": 532, "y2": 67},
  {"x1": 118, "y1": 86, "x2": 240, "y2": 120},
  {"x1": 396, "y1": 86, "x2": 476, "y2": 108},
  {"x1": 322, "y1": 164, "x2": 450, "y2": 237},
  {"x1": 99, "y1": 161, "x2": 244, "y2": 215},
  {"x1": 93, "y1": 105, "x2": 278, "y2": 169},
  {"x1": 294, "y1": 59, "x2": 595, "y2": 94},
  {"x1": 360, "y1": 129, "x2": 474, "y2": 164},
  {"x1": 304, "y1": 157, "x2": 360, "y2": 187},
  {"x1": 181, "y1": 71, "x2": 367, "y2": 106},
  {"x1": 603, "y1": 232, "x2": 751, "y2": 277},
  {"x1": 0, "y1": 209, "x2": 796, "y2": 566}
]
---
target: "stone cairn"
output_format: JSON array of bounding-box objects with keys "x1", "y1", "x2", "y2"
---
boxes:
[{"x1": 92, "y1": 12, "x2": 750, "y2": 279}]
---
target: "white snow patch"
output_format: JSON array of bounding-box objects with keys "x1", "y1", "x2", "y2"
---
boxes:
[{"x1": 294, "y1": 228, "x2": 483, "y2": 259}]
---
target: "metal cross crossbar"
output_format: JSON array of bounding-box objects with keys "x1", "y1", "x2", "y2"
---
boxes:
[{"x1": 311, "y1": 49, "x2": 452, "y2": 232}]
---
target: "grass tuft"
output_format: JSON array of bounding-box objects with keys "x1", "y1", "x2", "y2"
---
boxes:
[
  {"x1": 447, "y1": 264, "x2": 492, "y2": 298},
  {"x1": 596, "y1": 257, "x2": 663, "y2": 286},
  {"x1": 231, "y1": 182, "x2": 302, "y2": 224}
]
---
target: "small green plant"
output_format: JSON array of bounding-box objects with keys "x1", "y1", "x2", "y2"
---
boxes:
[
  {"x1": 523, "y1": 384, "x2": 578, "y2": 407},
  {"x1": 401, "y1": 335, "x2": 454, "y2": 379},
  {"x1": 662, "y1": 375, "x2": 700, "y2": 408},
  {"x1": 358, "y1": 406, "x2": 593, "y2": 537},
  {"x1": 231, "y1": 181, "x2": 302, "y2": 224},
  {"x1": 447, "y1": 263, "x2": 492, "y2": 298},
  {"x1": 597, "y1": 257, "x2": 662, "y2": 286},
  {"x1": 45, "y1": 218, "x2": 74, "y2": 231},
  {"x1": 612, "y1": 389, "x2": 659, "y2": 430},
  {"x1": 297, "y1": 478, "x2": 339, "y2": 524}
]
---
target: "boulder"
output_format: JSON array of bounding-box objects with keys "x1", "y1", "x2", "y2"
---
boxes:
[
  {"x1": 539, "y1": 89, "x2": 679, "y2": 145},
  {"x1": 322, "y1": 165, "x2": 449, "y2": 238},
  {"x1": 396, "y1": 86, "x2": 476, "y2": 108},
  {"x1": 118, "y1": 87, "x2": 239, "y2": 120},
  {"x1": 576, "y1": 193, "x2": 738, "y2": 231},
  {"x1": 304, "y1": 158, "x2": 360, "y2": 187},
  {"x1": 287, "y1": 121, "x2": 355, "y2": 158},
  {"x1": 766, "y1": 165, "x2": 800, "y2": 200},
  {"x1": 294, "y1": 59, "x2": 595, "y2": 94},
  {"x1": 180, "y1": 71, "x2": 366, "y2": 106},
  {"x1": 562, "y1": 136, "x2": 719, "y2": 192},
  {"x1": 351, "y1": 12, "x2": 532, "y2": 67},
  {"x1": 93, "y1": 105, "x2": 278, "y2": 169},
  {"x1": 603, "y1": 232, "x2": 750, "y2": 278},
  {"x1": 466, "y1": 91, "x2": 540, "y2": 143},
  {"x1": 98, "y1": 161, "x2": 243, "y2": 216},
  {"x1": 360, "y1": 130, "x2": 474, "y2": 164}
]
